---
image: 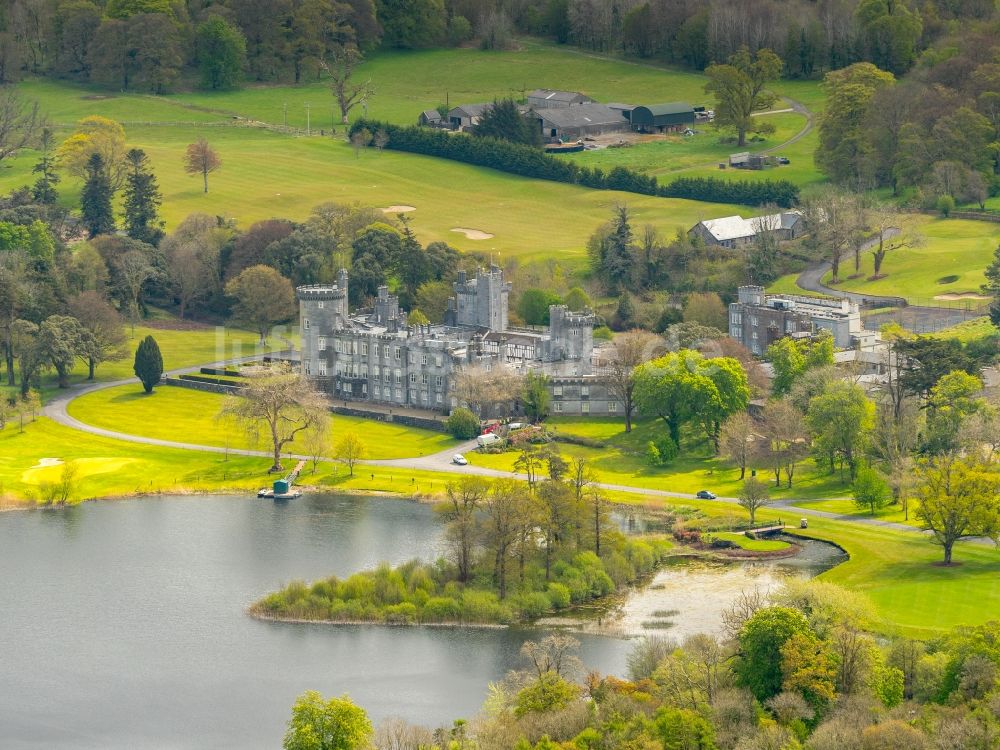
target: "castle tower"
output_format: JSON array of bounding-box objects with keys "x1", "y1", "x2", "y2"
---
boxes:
[{"x1": 451, "y1": 265, "x2": 510, "y2": 331}]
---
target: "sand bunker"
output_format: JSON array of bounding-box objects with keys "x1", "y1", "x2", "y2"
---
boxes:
[
  {"x1": 933, "y1": 293, "x2": 990, "y2": 301},
  {"x1": 382, "y1": 205, "x2": 416, "y2": 213},
  {"x1": 31, "y1": 458, "x2": 63, "y2": 469},
  {"x1": 451, "y1": 227, "x2": 494, "y2": 240}
]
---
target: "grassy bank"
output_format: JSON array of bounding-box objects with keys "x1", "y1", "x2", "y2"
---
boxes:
[{"x1": 68, "y1": 383, "x2": 458, "y2": 460}]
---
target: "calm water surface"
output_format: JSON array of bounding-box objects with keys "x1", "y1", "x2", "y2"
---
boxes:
[
  {"x1": 0, "y1": 495, "x2": 844, "y2": 749},
  {"x1": 0, "y1": 494, "x2": 633, "y2": 749}
]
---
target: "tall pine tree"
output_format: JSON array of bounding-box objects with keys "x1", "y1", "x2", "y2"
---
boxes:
[
  {"x1": 31, "y1": 128, "x2": 60, "y2": 205},
  {"x1": 80, "y1": 153, "x2": 115, "y2": 238},
  {"x1": 123, "y1": 148, "x2": 164, "y2": 246},
  {"x1": 474, "y1": 98, "x2": 542, "y2": 147}
]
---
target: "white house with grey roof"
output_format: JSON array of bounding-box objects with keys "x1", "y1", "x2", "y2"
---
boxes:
[{"x1": 688, "y1": 210, "x2": 806, "y2": 249}]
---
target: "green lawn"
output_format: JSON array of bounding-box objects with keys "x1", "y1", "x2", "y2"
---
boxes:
[
  {"x1": 821, "y1": 217, "x2": 1000, "y2": 305},
  {"x1": 67, "y1": 383, "x2": 458, "y2": 460},
  {"x1": 710, "y1": 530, "x2": 791, "y2": 551},
  {"x1": 0, "y1": 121, "x2": 744, "y2": 265},
  {"x1": 558, "y1": 112, "x2": 807, "y2": 178},
  {"x1": 930, "y1": 317, "x2": 997, "y2": 342},
  {"x1": 2, "y1": 41, "x2": 826, "y2": 258},
  {"x1": 788, "y1": 515, "x2": 1000, "y2": 639},
  {"x1": 470, "y1": 417, "x2": 852, "y2": 502},
  {"x1": 0, "y1": 416, "x2": 272, "y2": 503},
  {"x1": 0, "y1": 323, "x2": 277, "y2": 404}
]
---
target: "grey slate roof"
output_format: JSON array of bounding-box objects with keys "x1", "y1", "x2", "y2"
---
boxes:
[
  {"x1": 634, "y1": 102, "x2": 694, "y2": 116},
  {"x1": 528, "y1": 89, "x2": 594, "y2": 104},
  {"x1": 536, "y1": 104, "x2": 627, "y2": 129}
]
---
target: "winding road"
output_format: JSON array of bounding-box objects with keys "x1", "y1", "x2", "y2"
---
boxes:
[{"x1": 41, "y1": 358, "x2": 955, "y2": 542}]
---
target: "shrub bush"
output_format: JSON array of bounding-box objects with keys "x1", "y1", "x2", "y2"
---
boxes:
[
  {"x1": 445, "y1": 407, "x2": 481, "y2": 439},
  {"x1": 546, "y1": 582, "x2": 572, "y2": 609}
]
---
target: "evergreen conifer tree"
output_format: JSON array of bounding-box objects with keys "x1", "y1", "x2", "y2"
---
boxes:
[
  {"x1": 80, "y1": 153, "x2": 115, "y2": 238},
  {"x1": 133, "y1": 335, "x2": 163, "y2": 394},
  {"x1": 123, "y1": 148, "x2": 164, "y2": 246},
  {"x1": 474, "y1": 98, "x2": 542, "y2": 147},
  {"x1": 30, "y1": 128, "x2": 60, "y2": 205}
]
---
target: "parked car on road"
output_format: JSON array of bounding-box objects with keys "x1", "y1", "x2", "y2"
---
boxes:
[
  {"x1": 452, "y1": 454, "x2": 468, "y2": 466},
  {"x1": 696, "y1": 490, "x2": 717, "y2": 499}
]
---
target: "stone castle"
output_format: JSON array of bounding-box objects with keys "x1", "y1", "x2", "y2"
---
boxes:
[{"x1": 297, "y1": 266, "x2": 601, "y2": 413}]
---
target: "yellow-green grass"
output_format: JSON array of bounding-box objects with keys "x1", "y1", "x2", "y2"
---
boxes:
[
  {"x1": 930, "y1": 316, "x2": 997, "y2": 342},
  {"x1": 821, "y1": 217, "x2": 1000, "y2": 304},
  {"x1": 710, "y1": 530, "x2": 791, "y2": 551},
  {"x1": 470, "y1": 417, "x2": 851, "y2": 502},
  {"x1": 67, "y1": 383, "x2": 458, "y2": 460},
  {"x1": 558, "y1": 112, "x2": 806, "y2": 177},
  {"x1": 0, "y1": 122, "x2": 745, "y2": 264},
  {"x1": 0, "y1": 417, "x2": 272, "y2": 503}
]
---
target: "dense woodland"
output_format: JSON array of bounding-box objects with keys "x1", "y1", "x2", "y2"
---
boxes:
[{"x1": 0, "y1": 0, "x2": 998, "y2": 89}]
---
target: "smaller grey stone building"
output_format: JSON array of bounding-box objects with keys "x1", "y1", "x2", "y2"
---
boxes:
[{"x1": 728, "y1": 285, "x2": 863, "y2": 354}]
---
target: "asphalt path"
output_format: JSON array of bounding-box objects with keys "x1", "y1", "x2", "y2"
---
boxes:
[{"x1": 40, "y1": 359, "x2": 974, "y2": 543}]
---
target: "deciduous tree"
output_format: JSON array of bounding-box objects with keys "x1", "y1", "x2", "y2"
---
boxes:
[
  {"x1": 283, "y1": 690, "x2": 372, "y2": 750},
  {"x1": 225, "y1": 265, "x2": 297, "y2": 344},
  {"x1": 915, "y1": 457, "x2": 1000, "y2": 565},
  {"x1": 737, "y1": 477, "x2": 770, "y2": 526},
  {"x1": 196, "y1": 16, "x2": 246, "y2": 91},
  {"x1": 184, "y1": 138, "x2": 221, "y2": 194},
  {"x1": 223, "y1": 364, "x2": 329, "y2": 472},
  {"x1": 67, "y1": 291, "x2": 128, "y2": 380},
  {"x1": 334, "y1": 431, "x2": 365, "y2": 476},
  {"x1": 704, "y1": 46, "x2": 783, "y2": 147},
  {"x1": 598, "y1": 329, "x2": 663, "y2": 433},
  {"x1": 0, "y1": 88, "x2": 40, "y2": 165},
  {"x1": 322, "y1": 45, "x2": 374, "y2": 126}
]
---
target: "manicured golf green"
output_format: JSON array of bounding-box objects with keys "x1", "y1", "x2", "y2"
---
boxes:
[
  {"x1": 821, "y1": 217, "x2": 1000, "y2": 304},
  {"x1": 0, "y1": 122, "x2": 746, "y2": 265},
  {"x1": 67, "y1": 383, "x2": 458, "y2": 460}
]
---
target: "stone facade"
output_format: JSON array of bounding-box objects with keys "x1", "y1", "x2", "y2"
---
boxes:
[
  {"x1": 298, "y1": 267, "x2": 600, "y2": 414},
  {"x1": 728, "y1": 285, "x2": 863, "y2": 354}
]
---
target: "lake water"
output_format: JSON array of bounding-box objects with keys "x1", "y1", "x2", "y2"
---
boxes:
[{"x1": 0, "y1": 495, "x2": 844, "y2": 749}]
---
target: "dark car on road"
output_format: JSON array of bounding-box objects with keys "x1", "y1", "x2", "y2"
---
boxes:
[{"x1": 696, "y1": 490, "x2": 717, "y2": 499}]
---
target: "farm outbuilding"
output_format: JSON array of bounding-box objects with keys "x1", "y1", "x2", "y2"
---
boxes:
[
  {"x1": 534, "y1": 104, "x2": 630, "y2": 140},
  {"x1": 418, "y1": 109, "x2": 445, "y2": 127},
  {"x1": 630, "y1": 102, "x2": 696, "y2": 132},
  {"x1": 448, "y1": 103, "x2": 491, "y2": 131},
  {"x1": 527, "y1": 89, "x2": 595, "y2": 109}
]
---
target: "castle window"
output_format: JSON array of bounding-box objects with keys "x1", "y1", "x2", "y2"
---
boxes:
[
  {"x1": 394, "y1": 347, "x2": 401, "y2": 361},
  {"x1": 421, "y1": 373, "x2": 428, "y2": 385},
  {"x1": 609, "y1": 402, "x2": 618, "y2": 412},
  {"x1": 318, "y1": 336, "x2": 327, "y2": 351},
  {"x1": 304, "y1": 362, "x2": 311, "y2": 375},
  {"x1": 436, "y1": 393, "x2": 443, "y2": 404},
  {"x1": 303, "y1": 319, "x2": 309, "y2": 330},
  {"x1": 317, "y1": 301, "x2": 324, "y2": 309},
  {"x1": 384, "y1": 371, "x2": 390, "y2": 383},
  {"x1": 553, "y1": 385, "x2": 563, "y2": 396},
  {"x1": 436, "y1": 375, "x2": 443, "y2": 387},
  {"x1": 554, "y1": 402, "x2": 563, "y2": 412},
  {"x1": 394, "y1": 369, "x2": 401, "y2": 384},
  {"x1": 318, "y1": 360, "x2": 327, "y2": 376},
  {"x1": 362, "y1": 383, "x2": 367, "y2": 395},
  {"x1": 581, "y1": 385, "x2": 589, "y2": 396},
  {"x1": 435, "y1": 356, "x2": 442, "y2": 366},
  {"x1": 409, "y1": 373, "x2": 416, "y2": 384},
  {"x1": 373, "y1": 365, "x2": 380, "y2": 378},
  {"x1": 361, "y1": 342, "x2": 368, "y2": 355},
  {"x1": 374, "y1": 385, "x2": 381, "y2": 397},
  {"x1": 581, "y1": 402, "x2": 590, "y2": 413}
]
